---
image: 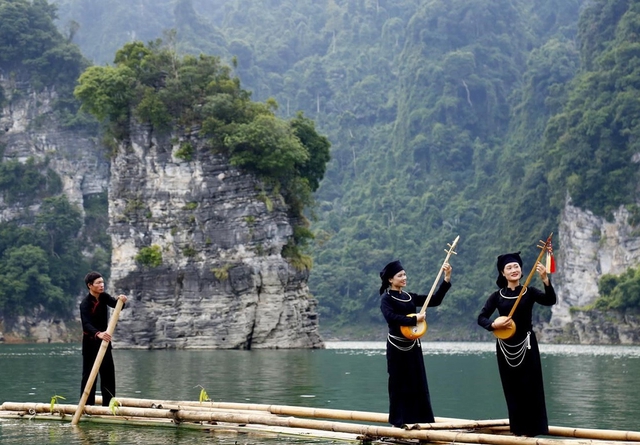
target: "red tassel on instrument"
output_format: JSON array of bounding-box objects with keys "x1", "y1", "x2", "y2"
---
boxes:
[{"x1": 545, "y1": 241, "x2": 556, "y2": 273}]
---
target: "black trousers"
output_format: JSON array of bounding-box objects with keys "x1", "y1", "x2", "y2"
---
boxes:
[{"x1": 81, "y1": 344, "x2": 116, "y2": 406}]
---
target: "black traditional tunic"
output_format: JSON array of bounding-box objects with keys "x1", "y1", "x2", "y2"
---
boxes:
[
  {"x1": 79, "y1": 292, "x2": 123, "y2": 406},
  {"x1": 478, "y1": 283, "x2": 556, "y2": 437},
  {"x1": 380, "y1": 281, "x2": 451, "y2": 427}
]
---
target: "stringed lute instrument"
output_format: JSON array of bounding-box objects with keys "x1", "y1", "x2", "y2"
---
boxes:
[
  {"x1": 493, "y1": 233, "x2": 553, "y2": 340},
  {"x1": 400, "y1": 236, "x2": 459, "y2": 340}
]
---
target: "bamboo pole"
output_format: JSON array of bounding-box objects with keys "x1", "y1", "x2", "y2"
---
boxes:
[
  {"x1": 95, "y1": 396, "x2": 276, "y2": 417},
  {"x1": 102, "y1": 397, "x2": 510, "y2": 430},
  {"x1": 5, "y1": 402, "x2": 637, "y2": 445},
  {"x1": 98, "y1": 396, "x2": 390, "y2": 423},
  {"x1": 71, "y1": 298, "x2": 124, "y2": 426},
  {"x1": 469, "y1": 424, "x2": 640, "y2": 442},
  {"x1": 102, "y1": 397, "x2": 509, "y2": 430},
  {"x1": 1, "y1": 403, "x2": 360, "y2": 440},
  {"x1": 415, "y1": 419, "x2": 511, "y2": 430},
  {"x1": 99, "y1": 396, "x2": 474, "y2": 425},
  {"x1": 93, "y1": 397, "x2": 640, "y2": 442},
  {"x1": 552, "y1": 426, "x2": 640, "y2": 442}
]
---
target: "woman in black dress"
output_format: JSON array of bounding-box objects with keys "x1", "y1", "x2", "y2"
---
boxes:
[
  {"x1": 477, "y1": 252, "x2": 556, "y2": 437},
  {"x1": 379, "y1": 259, "x2": 452, "y2": 428}
]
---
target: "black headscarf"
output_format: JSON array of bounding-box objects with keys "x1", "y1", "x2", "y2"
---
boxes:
[
  {"x1": 496, "y1": 252, "x2": 522, "y2": 288},
  {"x1": 379, "y1": 260, "x2": 404, "y2": 295}
]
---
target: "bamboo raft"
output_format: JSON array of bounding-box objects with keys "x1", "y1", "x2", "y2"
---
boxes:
[{"x1": 2, "y1": 397, "x2": 640, "y2": 445}]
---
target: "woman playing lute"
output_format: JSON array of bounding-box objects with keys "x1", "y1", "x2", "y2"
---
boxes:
[{"x1": 477, "y1": 250, "x2": 556, "y2": 437}]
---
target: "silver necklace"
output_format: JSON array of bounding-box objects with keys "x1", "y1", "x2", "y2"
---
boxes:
[
  {"x1": 499, "y1": 287, "x2": 527, "y2": 299},
  {"x1": 389, "y1": 290, "x2": 411, "y2": 302}
]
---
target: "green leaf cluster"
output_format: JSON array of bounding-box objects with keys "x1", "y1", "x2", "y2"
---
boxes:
[
  {"x1": 594, "y1": 266, "x2": 640, "y2": 311},
  {"x1": 108, "y1": 397, "x2": 121, "y2": 415},
  {"x1": 49, "y1": 394, "x2": 65, "y2": 413},
  {"x1": 197, "y1": 385, "x2": 211, "y2": 403},
  {"x1": 135, "y1": 245, "x2": 163, "y2": 268}
]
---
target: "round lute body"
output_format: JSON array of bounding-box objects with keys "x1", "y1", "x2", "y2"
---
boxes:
[
  {"x1": 492, "y1": 233, "x2": 553, "y2": 340},
  {"x1": 400, "y1": 314, "x2": 427, "y2": 340},
  {"x1": 399, "y1": 235, "x2": 459, "y2": 340},
  {"x1": 492, "y1": 315, "x2": 516, "y2": 339}
]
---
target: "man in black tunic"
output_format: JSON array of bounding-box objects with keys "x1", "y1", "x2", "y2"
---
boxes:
[
  {"x1": 478, "y1": 252, "x2": 556, "y2": 437},
  {"x1": 79, "y1": 271, "x2": 127, "y2": 406}
]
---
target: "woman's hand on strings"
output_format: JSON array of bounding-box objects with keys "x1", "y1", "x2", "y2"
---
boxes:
[{"x1": 492, "y1": 317, "x2": 512, "y2": 330}]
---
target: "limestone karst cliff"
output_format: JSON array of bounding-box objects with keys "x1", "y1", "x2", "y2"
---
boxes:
[
  {"x1": 541, "y1": 198, "x2": 640, "y2": 344},
  {"x1": 109, "y1": 124, "x2": 324, "y2": 349},
  {"x1": 0, "y1": 79, "x2": 108, "y2": 343},
  {"x1": 0, "y1": 82, "x2": 324, "y2": 348}
]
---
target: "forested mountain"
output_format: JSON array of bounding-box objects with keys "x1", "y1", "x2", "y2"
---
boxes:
[
  {"x1": 0, "y1": 0, "x2": 107, "y2": 320},
  {"x1": 9, "y1": 0, "x2": 640, "y2": 338}
]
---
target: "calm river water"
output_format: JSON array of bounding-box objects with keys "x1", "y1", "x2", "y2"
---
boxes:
[{"x1": 1, "y1": 341, "x2": 639, "y2": 444}]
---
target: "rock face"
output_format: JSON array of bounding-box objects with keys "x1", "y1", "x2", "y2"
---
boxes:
[
  {"x1": 548, "y1": 310, "x2": 640, "y2": 344},
  {"x1": 109, "y1": 125, "x2": 324, "y2": 349},
  {"x1": 0, "y1": 82, "x2": 110, "y2": 210},
  {"x1": 541, "y1": 197, "x2": 640, "y2": 344},
  {"x1": 0, "y1": 82, "x2": 323, "y2": 348},
  {"x1": 0, "y1": 80, "x2": 108, "y2": 343}
]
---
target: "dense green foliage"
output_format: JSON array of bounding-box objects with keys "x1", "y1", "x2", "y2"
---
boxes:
[
  {"x1": 74, "y1": 40, "x2": 330, "y2": 237},
  {"x1": 25, "y1": 0, "x2": 640, "y2": 334},
  {"x1": 0, "y1": 160, "x2": 109, "y2": 317},
  {"x1": 0, "y1": 191, "x2": 84, "y2": 317},
  {"x1": 0, "y1": 1, "x2": 109, "y2": 319},
  {"x1": 0, "y1": 158, "x2": 62, "y2": 204},
  {"x1": 0, "y1": 0, "x2": 91, "y2": 125},
  {"x1": 0, "y1": 0, "x2": 85, "y2": 87},
  {"x1": 300, "y1": 0, "x2": 584, "y2": 329},
  {"x1": 544, "y1": 0, "x2": 640, "y2": 218},
  {"x1": 595, "y1": 266, "x2": 640, "y2": 311}
]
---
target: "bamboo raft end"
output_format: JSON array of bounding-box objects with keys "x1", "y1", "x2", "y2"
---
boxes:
[{"x1": 0, "y1": 409, "x2": 366, "y2": 442}]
